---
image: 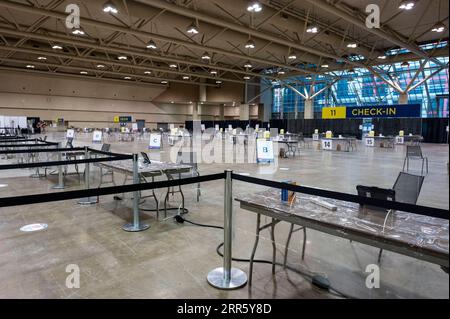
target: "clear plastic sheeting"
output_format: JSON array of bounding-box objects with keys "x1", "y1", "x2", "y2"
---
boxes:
[{"x1": 236, "y1": 189, "x2": 449, "y2": 256}]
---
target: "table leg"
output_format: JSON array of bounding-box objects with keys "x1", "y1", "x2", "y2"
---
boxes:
[{"x1": 249, "y1": 214, "x2": 262, "y2": 286}]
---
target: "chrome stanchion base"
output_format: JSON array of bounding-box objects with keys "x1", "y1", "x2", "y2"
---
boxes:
[
  {"x1": 122, "y1": 223, "x2": 150, "y2": 232},
  {"x1": 207, "y1": 267, "x2": 247, "y2": 290},
  {"x1": 78, "y1": 197, "x2": 98, "y2": 205}
]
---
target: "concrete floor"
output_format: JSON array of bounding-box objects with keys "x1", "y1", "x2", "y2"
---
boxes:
[{"x1": 0, "y1": 132, "x2": 448, "y2": 299}]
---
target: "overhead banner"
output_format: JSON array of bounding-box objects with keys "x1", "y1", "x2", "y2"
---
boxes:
[
  {"x1": 114, "y1": 116, "x2": 133, "y2": 123},
  {"x1": 322, "y1": 104, "x2": 421, "y2": 119}
]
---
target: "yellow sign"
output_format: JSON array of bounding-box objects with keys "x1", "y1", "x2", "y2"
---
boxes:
[
  {"x1": 264, "y1": 131, "x2": 271, "y2": 139},
  {"x1": 369, "y1": 131, "x2": 375, "y2": 137},
  {"x1": 399, "y1": 130, "x2": 404, "y2": 137},
  {"x1": 113, "y1": 116, "x2": 120, "y2": 123},
  {"x1": 325, "y1": 131, "x2": 333, "y2": 138},
  {"x1": 322, "y1": 107, "x2": 346, "y2": 119}
]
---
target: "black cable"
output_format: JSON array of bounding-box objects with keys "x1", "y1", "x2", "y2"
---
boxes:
[{"x1": 175, "y1": 215, "x2": 356, "y2": 299}]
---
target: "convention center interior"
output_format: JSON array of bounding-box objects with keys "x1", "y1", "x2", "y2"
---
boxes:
[{"x1": 0, "y1": 0, "x2": 448, "y2": 300}]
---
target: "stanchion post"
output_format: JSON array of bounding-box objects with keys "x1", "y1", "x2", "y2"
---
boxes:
[
  {"x1": 52, "y1": 142, "x2": 65, "y2": 189},
  {"x1": 78, "y1": 146, "x2": 97, "y2": 205},
  {"x1": 122, "y1": 153, "x2": 150, "y2": 232},
  {"x1": 207, "y1": 170, "x2": 247, "y2": 289}
]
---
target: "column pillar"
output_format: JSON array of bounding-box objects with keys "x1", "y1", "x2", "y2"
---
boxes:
[
  {"x1": 239, "y1": 104, "x2": 250, "y2": 121},
  {"x1": 304, "y1": 98, "x2": 314, "y2": 119},
  {"x1": 399, "y1": 92, "x2": 409, "y2": 105},
  {"x1": 220, "y1": 104, "x2": 225, "y2": 120}
]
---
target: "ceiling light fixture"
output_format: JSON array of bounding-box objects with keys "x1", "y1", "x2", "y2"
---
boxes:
[
  {"x1": 146, "y1": 40, "x2": 157, "y2": 49},
  {"x1": 399, "y1": 0, "x2": 415, "y2": 10},
  {"x1": 210, "y1": 70, "x2": 218, "y2": 75},
  {"x1": 288, "y1": 52, "x2": 297, "y2": 60},
  {"x1": 72, "y1": 28, "x2": 85, "y2": 36},
  {"x1": 97, "y1": 64, "x2": 106, "y2": 68},
  {"x1": 117, "y1": 55, "x2": 127, "y2": 60},
  {"x1": 52, "y1": 44, "x2": 63, "y2": 50},
  {"x1": 201, "y1": 52, "x2": 211, "y2": 60},
  {"x1": 26, "y1": 65, "x2": 35, "y2": 69},
  {"x1": 144, "y1": 71, "x2": 152, "y2": 75},
  {"x1": 245, "y1": 39, "x2": 256, "y2": 49},
  {"x1": 247, "y1": 2, "x2": 262, "y2": 13},
  {"x1": 80, "y1": 71, "x2": 88, "y2": 75},
  {"x1": 37, "y1": 56, "x2": 47, "y2": 60},
  {"x1": 103, "y1": 1, "x2": 118, "y2": 14},
  {"x1": 124, "y1": 76, "x2": 132, "y2": 80},
  {"x1": 306, "y1": 25, "x2": 319, "y2": 33},
  {"x1": 216, "y1": 80, "x2": 223, "y2": 84},
  {"x1": 186, "y1": 22, "x2": 199, "y2": 34},
  {"x1": 321, "y1": 64, "x2": 329, "y2": 68},
  {"x1": 244, "y1": 61, "x2": 253, "y2": 68},
  {"x1": 377, "y1": 55, "x2": 387, "y2": 60},
  {"x1": 431, "y1": 22, "x2": 446, "y2": 33},
  {"x1": 183, "y1": 76, "x2": 190, "y2": 80},
  {"x1": 347, "y1": 43, "x2": 358, "y2": 48},
  {"x1": 169, "y1": 63, "x2": 178, "y2": 68},
  {"x1": 161, "y1": 80, "x2": 168, "y2": 84},
  {"x1": 243, "y1": 76, "x2": 251, "y2": 80},
  {"x1": 278, "y1": 70, "x2": 286, "y2": 75}
]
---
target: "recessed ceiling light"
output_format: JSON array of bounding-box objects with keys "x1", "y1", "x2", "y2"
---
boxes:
[
  {"x1": 52, "y1": 44, "x2": 63, "y2": 50},
  {"x1": 245, "y1": 39, "x2": 256, "y2": 49},
  {"x1": 247, "y1": 2, "x2": 262, "y2": 13},
  {"x1": 431, "y1": 22, "x2": 446, "y2": 33},
  {"x1": 244, "y1": 61, "x2": 253, "y2": 68},
  {"x1": 118, "y1": 55, "x2": 127, "y2": 60},
  {"x1": 26, "y1": 65, "x2": 35, "y2": 69},
  {"x1": 186, "y1": 22, "x2": 199, "y2": 34},
  {"x1": 72, "y1": 28, "x2": 85, "y2": 36},
  {"x1": 306, "y1": 26, "x2": 319, "y2": 33},
  {"x1": 80, "y1": 71, "x2": 88, "y2": 75},
  {"x1": 146, "y1": 40, "x2": 157, "y2": 49},
  {"x1": 103, "y1": 1, "x2": 118, "y2": 14},
  {"x1": 347, "y1": 43, "x2": 358, "y2": 48},
  {"x1": 399, "y1": 0, "x2": 415, "y2": 10},
  {"x1": 144, "y1": 71, "x2": 152, "y2": 75},
  {"x1": 37, "y1": 56, "x2": 47, "y2": 60}
]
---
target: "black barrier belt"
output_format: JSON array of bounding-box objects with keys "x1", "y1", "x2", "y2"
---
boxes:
[
  {"x1": 232, "y1": 174, "x2": 449, "y2": 220},
  {"x1": 0, "y1": 139, "x2": 40, "y2": 143},
  {"x1": 0, "y1": 173, "x2": 225, "y2": 208},
  {"x1": 0, "y1": 143, "x2": 58, "y2": 148},
  {"x1": 0, "y1": 155, "x2": 132, "y2": 170},
  {"x1": 0, "y1": 147, "x2": 85, "y2": 155}
]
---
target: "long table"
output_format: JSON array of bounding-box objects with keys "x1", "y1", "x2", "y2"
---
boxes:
[
  {"x1": 320, "y1": 137, "x2": 357, "y2": 152},
  {"x1": 236, "y1": 189, "x2": 449, "y2": 269},
  {"x1": 96, "y1": 160, "x2": 192, "y2": 218}
]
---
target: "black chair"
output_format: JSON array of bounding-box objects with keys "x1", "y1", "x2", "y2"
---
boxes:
[
  {"x1": 357, "y1": 172, "x2": 424, "y2": 262},
  {"x1": 403, "y1": 145, "x2": 428, "y2": 175}
]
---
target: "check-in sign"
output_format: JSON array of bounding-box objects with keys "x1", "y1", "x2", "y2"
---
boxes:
[
  {"x1": 149, "y1": 134, "x2": 162, "y2": 149},
  {"x1": 323, "y1": 104, "x2": 421, "y2": 119}
]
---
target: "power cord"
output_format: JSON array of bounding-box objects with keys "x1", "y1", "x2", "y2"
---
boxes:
[{"x1": 174, "y1": 215, "x2": 356, "y2": 299}]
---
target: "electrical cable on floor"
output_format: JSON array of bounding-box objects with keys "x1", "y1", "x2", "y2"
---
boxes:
[{"x1": 174, "y1": 215, "x2": 356, "y2": 299}]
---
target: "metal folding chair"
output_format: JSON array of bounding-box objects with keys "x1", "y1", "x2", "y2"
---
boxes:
[{"x1": 403, "y1": 145, "x2": 429, "y2": 175}]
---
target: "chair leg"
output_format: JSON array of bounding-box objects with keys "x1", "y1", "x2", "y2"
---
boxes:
[
  {"x1": 402, "y1": 157, "x2": 407, "y2": 172},
  {"x1": 426, "y1": 158, "x2": 429, "y2": 175},
  {"x1": 301, "y1": 228, "x2": 307, "y2": 260},
  {"x1": 283, "y1": 224, "x2": 295, "y2": 268},
  {"x1": 270, "y1": 219, "x2": 276, "y2": 274},
  {"x1": 249, "y1": 214, "x2": 261, "y2": 286}
]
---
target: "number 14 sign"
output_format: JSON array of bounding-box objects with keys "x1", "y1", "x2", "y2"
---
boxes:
[{"x1": 321, "y1": 139, "x2": 333, "y2": 150}]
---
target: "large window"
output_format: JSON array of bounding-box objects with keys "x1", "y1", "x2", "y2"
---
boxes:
[{"x1": 272, "y1": 55, "x2": 449, "y2": 118}]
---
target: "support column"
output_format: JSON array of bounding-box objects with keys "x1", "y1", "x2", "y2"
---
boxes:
[
  {"x1": 399, "y1": 92, "x2": 409, "y2": 105},
  {"x1": 304, "y1": 98, "x2": 314, "y2": 119},
  {"x1": 220, "y1": 104, "x2": 225, "y2": 120},
  {"x1": 240, "y1": 104, "x2": 250, "y2": 121},
  {"x1": 193, "y1": 103, "x2": 200, "y2": 121}
]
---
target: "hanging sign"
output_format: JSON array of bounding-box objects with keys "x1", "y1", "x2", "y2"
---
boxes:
[{"x1": 322, "y1": 104, "x2": 421, "y2": 119}]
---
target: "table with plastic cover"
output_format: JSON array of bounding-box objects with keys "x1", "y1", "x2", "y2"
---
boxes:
[
  {"x1": 96, "y1": 160, "x2": 193, "y2": 219},
  {"x1": 236, "y1": 189, "x2": 449, "y2": 268}
]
